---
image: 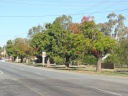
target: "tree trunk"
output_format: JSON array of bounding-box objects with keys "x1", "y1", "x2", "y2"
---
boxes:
[
  {"x1": 65, "y1": 56, "x2": 70, "y2": 68},
  {"x1": 14, "y1": 56, "x2": 16, "y2": 62},
  {"x1": 21, "y1": 57, "x2": 23, "y2": 63},
  {"x1": 96, "y1": 56, "x2": 102, "y2": 72}
]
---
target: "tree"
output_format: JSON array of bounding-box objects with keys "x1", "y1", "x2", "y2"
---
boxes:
[
  {"x1": 18, "y1": 39, "x2": 37, "y2": 63},
  {"x1": 31, "y1": 15, "x2": 89, "y2": 67},
  {"x1": 46, "y1": 15, "x2": 73, "y2": 65},
  {"x1": 53, "y1": 15, "x2": 72, "y2": 30},
  {"x1": 119, "y1": 38, "x2": 128, "y2": 67},
  {"x1": 80, "y1": 16, "x2": 118, "y2": 72},
  {"x1": 97, "y1": 22, "x2": 109, "y2": 35},
  {"x1": 63, "y1": 32, "x2": 90, "y2": 67},
  {"x1": 6, "y1": 38, "x2": 36, "y2": 63},
  {"x1": 31, "y1": 20, "x2": 66, "y2": 64},
  {"x1": 30, "y1": 15, "x2": 119, "y2": 72},
  {"x1": 92, "y1": 35, "x2": 118, "y2": 72},
  {"x1": 68, "y1": 23, "x2": 81, "y2": 34},
  {"x1": 6, "y1": 40, "x2": 16, "y2": 56},
  {"x1": 48, "y1": 16, "x2": 89, "y2": 67},
  {"x1": 31, "y1": 31, "x2": 51, "y2": 56},
  {"x1": 27, "y1": 25, "x2": 44, "y2": 39},
  {"x1": 97, "y1": 13, "x2": 128, "y2": 41},
  {"x1": 6, "y1": 40, "x2": 19, "y2": 61}
]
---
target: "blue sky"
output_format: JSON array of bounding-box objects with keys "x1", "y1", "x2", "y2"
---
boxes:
[{"x1": 0, "y1": 0, "x2": 128, "y2": 47}]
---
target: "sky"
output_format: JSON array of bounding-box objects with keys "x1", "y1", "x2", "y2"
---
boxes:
[{"x1": 0, "y1": 0, "x2": 128, "y2": 47}]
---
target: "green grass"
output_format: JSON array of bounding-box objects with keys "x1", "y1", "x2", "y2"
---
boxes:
[
  {"x1": 99, "y1": 70, "x2": 128, "y2": 77},
  {"x1": 25, "y1": 63, "x2": 128, "y2": 77},
  {"x1": 51, "y1": 66, "x2": 128, "y2": 77}
]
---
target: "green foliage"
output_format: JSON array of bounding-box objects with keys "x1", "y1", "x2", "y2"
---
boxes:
[
  {"x1": 28, "y1": 25, "x2": 43, "y2": 38},
  {"x1": 93, "y1": 35, "x2": 117, "y2": 54},
  {"x1": 104, "y1": 54, "x2": 120, "y2": 64},
  {"x1": 118, "y1": 38, "x2": 128, "y2": 66},
  {"x1": 51, "y1": 55, "x2": 65, "y2": 65},
  {"x1": 30, "y1": 15, "x2": 119, "y2": 71},
  {"x1": 6, "y1": 38, "x2": 35, "y2": 63},
  {"x1": 80, "y1": 20, "x2": 97, "y2": 39},
  {"x1": 31, "y1": 32, "x2": 48, "y2": 55},
  {"x1": 83, "y1": 54, "x2": 97, "y2": 65},
  {"x1": 97, "y1": 13, "x2": 128, "y2": 40},
  {"x1": 6, "y1": 14, "x2": 128, "y2": 71},
  {"x1": 53, "y1": 15, "x2": 72, "y2": 30},
  {"x1": 104, "y1": 38, "x2": 128, "y2": 67},
  {"x1": 80, "y1": 17, "x2": 118, "y2": 58},
  {"x1": 63, "y1": 32, "x2": 89, "y2": 56},
  {"x1": 31, "y1": 16, "x2": 89, "y2": 65},
  {"x1": 6, "y1": 40, "x2": 15, "y2": 56}
]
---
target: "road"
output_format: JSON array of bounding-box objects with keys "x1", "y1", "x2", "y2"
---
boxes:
[{"x1": 0, "y1": 61, "x2": 128, "y2": 96}]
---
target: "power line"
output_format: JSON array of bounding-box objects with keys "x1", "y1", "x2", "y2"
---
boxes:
[
  {"x1": 95, "y1": 0, "x2": 124, "y2": 13},
  {"x1": 96, "y1": 13, "x2": 128, "y2": 22},
  {"x1": 70, "y1": 8, "x2": 128, "y2": 16},
  {"x1": 78, "y1": 0, "x2": 110, "y2": 14},
  {"x1": 0, "y1": 8, "x2": 127, "y2": 18},
  {"x1": 93, "y1": 0, "x2": 128, "y2": 23},
  {"x1": 78, "y1": 0, "x2": 124, "y2": 16},
  {"x1": 67, "y1": 0, "x2": 123, "y2": 23},
  {"x1": 0, "y1": 0, "x2": 126, "y2": 18}
]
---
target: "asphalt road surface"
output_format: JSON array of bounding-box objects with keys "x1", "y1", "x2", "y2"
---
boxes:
[{"x1": 0, "y1": 61, "x2": 128, "y2": 96}]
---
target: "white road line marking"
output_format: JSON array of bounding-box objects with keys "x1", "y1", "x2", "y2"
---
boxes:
[
  {"x1": 0, "y1": 70, "x2": 3, "y2": 75},
  {"x1": 20, "y1": 69, "x2": 24, "y2": 71},
  {"x1": 91, "y1": 87, "x2": 121, "y2": 96},
  {"x1": 35, "y1": 72, "x2": 42, "y2": 75}
]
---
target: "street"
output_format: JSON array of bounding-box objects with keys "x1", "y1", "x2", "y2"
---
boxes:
[{"x1": 0, "y1": 61, "x2": 128, "y2": 96}]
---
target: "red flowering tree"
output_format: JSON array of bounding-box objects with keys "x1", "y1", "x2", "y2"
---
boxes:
[{"x1": 68, "y1": 23, "x2": 81, "y2": 34}]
